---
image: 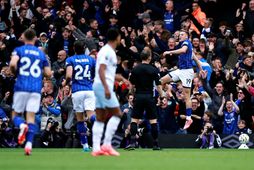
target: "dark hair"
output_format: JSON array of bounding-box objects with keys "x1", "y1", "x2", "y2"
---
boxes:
[
  {"x1": 191, "y1": 97, "x2": 200, "y2": 102},
  {"x1": 216, "y1": 81, "x2": 224, "y2": 87},
  {"x1": 89, "y1": 19, "x2": 97, "y2": 24},
  {"x1": 161, "y1": 30, "x2": 171, "y2": 42},
  {"x1": 154, "y1": 20, "x2": 165, "y2": 28},
  {"x1": 127, "y1": 93, "x2": 134, "y2": 98},
  {"x1": 74, "y1": 41, "x2": 85, "y2": 55},
  {"x1": 213, "y1": 57, "x2": 221, "y2": 62},
  {"x1": 238, "y1": 119, "x2": 246, "y2": 125},
  {"x1": 204, "y1": 111, "x2": 212, "y2": 118},
  {"x1": 23, "y1": 29, "x2": 36, "y2": 41},
  {"x1": 106, "y1": 28, "x2": 120, "y2": 41},
  {"x1": 140, "y1": 49, "x2": 151, "y2": 61},
  {"x1": 18, "y1": 8, "x2": 26, "y2": 14}
]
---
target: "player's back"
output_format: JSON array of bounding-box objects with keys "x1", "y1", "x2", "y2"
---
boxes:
[
  {"x1": 66, "y1": 54, "x2": 96, "y2": 93},
  {"x1": 131, "y1": 63, "x2": 159, "y2": 94},
  {"x1": 14, "y1": 44, "x2": 49, "y2": 93}
]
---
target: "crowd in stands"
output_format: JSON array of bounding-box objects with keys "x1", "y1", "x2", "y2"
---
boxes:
[{"x1": 0, "y1": 0, "x2": 254, "y2": 148}]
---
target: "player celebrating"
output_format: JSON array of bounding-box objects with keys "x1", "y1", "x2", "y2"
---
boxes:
[
  {"x1": 9, "y1": 29, "x2": 52, "y2": 155},
  {"x1": 91, "y1": 28, "x2": 130, "y2": 156},
  {"x1": 160, "y1": 30, "x2": 203, "y2": 129},
  {"x1": 64, "y1": 41, "x2": 96, "y2": 151}
]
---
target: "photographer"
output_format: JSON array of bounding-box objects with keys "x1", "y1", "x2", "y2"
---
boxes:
[
  {"x1": 0, "y1": 110, "x2": 16, "y2": 148},
  {"x1": 40, "y1": 117, "x2": 66, "y2": 148},
  {"x1": 40, "y1": 93, "x2": 62, "y2": 131},
  {"x1": 198, "y1": 122, "x2": 216, "y2": 149}
]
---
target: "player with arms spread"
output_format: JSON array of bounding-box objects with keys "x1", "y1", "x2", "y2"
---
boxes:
[{"x1": 160, "y1": 30, "x2": 204, "y2": 129}]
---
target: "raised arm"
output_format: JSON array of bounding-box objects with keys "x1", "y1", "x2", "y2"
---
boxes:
[
  {"x1": 218, "y1": 96, "x2": 225, "y2": 116},
  {"x1": 192, "y1": 52, "x2": 203, "y2": 71},
  {"x1": 230, "y1": 93, "x2": 240, "y2": 113}
]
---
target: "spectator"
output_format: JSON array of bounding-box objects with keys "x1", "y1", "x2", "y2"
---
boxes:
[
  {"x1": 193, "y1": 51, "x2": 212, "y2": 81},
  {"x1": 235, "y1": 42, "x2": 245, "y2": 61},
  {"x1": 164, "y1": 0, "x2": 175, "y2": 33},
  {"x1": 52, "y1": 50, "x2": 67, "y2": 86},
  {"x1": 201, "y1": 18, "x2": 213, "y2": 40},
  {"x1": 157, "y1": 88, "x2": 178, "y2": 134},
  {"x1": 236, "y1": 79, "x2": 254, "y2": 129},
  {"x1": 48, "y1": 28, "x2": 75, "y2": 62},
  {"x1": 192, "y1": 36, "x2": 200, "y2": 52},
  {"x1": 121, "y1": 93, "x2": 134, "y2": 131},
  {"x1": 38, "y1": 32, "x2": 49, "y2": 50},
  {"x1": 187, "y1": 97, "x2": 204, "y2": 134},
  {"x1": 233, "y1": 23, "x2": 245, "y2": 43},
  {"x1": 202, "y1": 111, "x2": 212, "y2": 125},
  {"x1": 198, "y1": 122, "x2": 215, "y2": 149},
  {"x1": 0, "y1": 91, "x2": 11, "y2": 117},
  {"x1": 89, "y1": 19, "x2": 103, "y2": 39},
  {"x1": 78, "y1": 0, "x2": 96, "y2": 21},
  {"x1": 243, "y1": 0, "x2": 254, "y2": 37},
  {"x1": 218, "y1": 94, "x2": 240, "y2": 135},
  {"x1": 237, "y1": 54, "x2": 254, "y2": 79},
  {"x1": 209, "y1": 57, "x2": 226, "y2": 88},
  {"x1": 235, "y1": 119, "x2": 250, "y2": 135},
  {"x1": 202, "y1": 71, "x2": 228, "y2": 134},
  {"x1": 42, "y1": 80, "x2": 57, "y2": 98},
  {"x1": 60, "y1": 85, "x2": 74, "y2": 131},
  {"x1": 0, "y1": 0, "x2": 252, "y2": 148},
  {"x1": 190, "y1": 1, "x2": 206, "y2": 35}
]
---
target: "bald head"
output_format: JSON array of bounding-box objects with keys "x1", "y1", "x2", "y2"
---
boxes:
[
  {"x1": 57, "y1": 50, "x2": 67, "y2": 62},
  {"x1": 250, "y1": 0, "x2": 254, "y2": 10}
]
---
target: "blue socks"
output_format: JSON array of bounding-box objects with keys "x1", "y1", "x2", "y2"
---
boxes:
[
  {"x1": 186, "y1": 108, "x2": 192, "y2": 117},
  {"x1": 27, "y1": 123, "x2": 36, "y2": 143},
  {"x1": 13, "y1": 116, "x2": 25, "y2": 128},
  {"x1": 90, "y1": 114, "x2": 96, "y2": 124},
  {"x1": 77, "y1": 121, "x2": 88, "y2": 145}
]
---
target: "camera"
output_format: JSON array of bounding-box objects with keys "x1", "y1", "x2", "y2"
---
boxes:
[
  {"x1": 46, "y1": 117, "x2": 59, "y2": 131},
  {"x1": 0, "y1": 121, "x2": 7, "y2": 130},
  {"x1": 0, "y1": 118, "x2": 8, "y2": 130},
  {"x1": 206, "y1": 126, "x2": 214, "y2": 133},
  {"x1": 225, "y1": 29, "x2": 232, "y2": 37}
]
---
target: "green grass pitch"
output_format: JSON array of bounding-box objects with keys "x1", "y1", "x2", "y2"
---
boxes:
[{"x1": 0, "y1": 149, "x2": 253, "y2": 170}]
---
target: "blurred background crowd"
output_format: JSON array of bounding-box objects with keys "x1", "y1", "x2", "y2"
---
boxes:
[{"x1": 0, "y1": 0, "x2": 254, "y2": 148}]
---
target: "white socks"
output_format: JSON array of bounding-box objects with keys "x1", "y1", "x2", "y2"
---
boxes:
[
  {"x1": 92, "y1": 121, "x2": 105, "y2": 152},
  {"x1": 25, "y1": 141, "x2": 32, "y2": 149},
  {"x1": 19, "y1": 123, "x2": 26, "y2": 129},
  {"x1": 82, "y1": 143, "x2": 89, "y2": 149},
  {"x1": 103, "y1": 116, "x2": 121, "y2": 146}
]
